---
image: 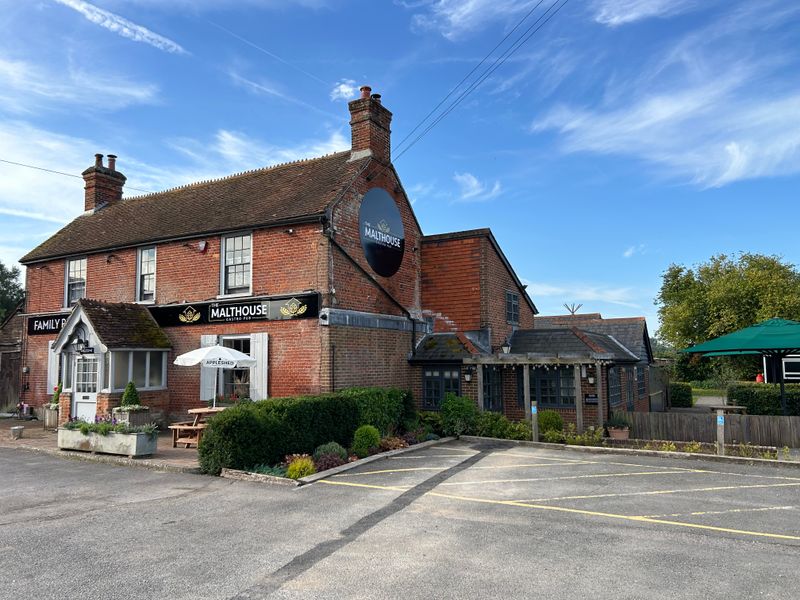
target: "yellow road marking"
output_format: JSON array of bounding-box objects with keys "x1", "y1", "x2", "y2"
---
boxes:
[
  {"x1": 515, "y1": 481, "x2": 800, "y2": 503},
  {"x1": 319, "y1": 480, "x2": 408, "y2": 492},
  {"x1": 390, "y1": 454, "x2": 477, "y2": 460},
  {"x1": 641, "y1": 505, "x2": 797, "y2": 519},
  {"x1": 318, "y1": 480, "x2": 800, "y2": 542},
  {"x1": 438, "y1": 469, "x2": 707, "y2": 487}
]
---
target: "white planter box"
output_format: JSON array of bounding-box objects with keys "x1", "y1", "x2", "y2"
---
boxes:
[
  {"x1": 113, "y1": 409, "x2": 151, "y2": 428},
  {"x1": 57, "y1": 428, "x2": 157, "y2": 458}
]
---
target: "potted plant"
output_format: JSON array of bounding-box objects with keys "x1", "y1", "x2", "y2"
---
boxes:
[
  {"x1": 43, "y1": 383, "x2": 61, "y2": 430},
  {"x1": 112, "y1": 381, "x2": 151, "y2": 427},
  {"x1": 605, "y1": 413, "x2": 631, "y2": 440},
  {"x1": 58, "y1": 416, "x2": 158, "y2": 458}
]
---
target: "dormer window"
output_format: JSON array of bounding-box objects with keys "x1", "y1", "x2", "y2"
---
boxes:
[
  {"x1": 137, "y1": 246, "x2": 156, "y2": 302},
  {"x1": 66, "y1": 257, "x2": 86, "y2": 306},
  {"x1": 221, "y1": 233, "x2": 251, "y2": 295}
]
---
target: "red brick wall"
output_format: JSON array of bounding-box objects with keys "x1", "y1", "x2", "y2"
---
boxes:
[
  {"x1": 25, "y1": 261, "x2": 66, "y2": 314},
  {"x1": 481, "y1": 237, "x2": 536, "y2": 347},
  {"x1": 421, "y1": 236, "x2": 481, "y2": 333},
  {"x1": 327, "y1": 326, "x2": 413, "y2": 391},
  {"x1": 329, "y1": 166, "x2": 422, "y2": 316}
]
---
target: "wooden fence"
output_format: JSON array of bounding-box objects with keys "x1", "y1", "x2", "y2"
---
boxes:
[{"x1": 616, "y1": 411, "x2": 800, "y2": 448}]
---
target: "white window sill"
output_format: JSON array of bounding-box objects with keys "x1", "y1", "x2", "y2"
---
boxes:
[
  {"x1": 216, "y1": 292, "x2": 252, "y2": 300},
  {"x1": 135, "y1": 300, "x2": 155, "y2": 305}
]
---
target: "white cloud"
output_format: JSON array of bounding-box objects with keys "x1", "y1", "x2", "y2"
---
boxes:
[
  {"x1": 409, "y1": 0, "x2": 537, "y2": 40},
  {"x1": 330, "y1": 79, "x2": 358, "y2": 101},
  {"x1": 229, "y1": 72, "x2": 342, "y2": 120},
  {"x1": 532, "y1": 5, "x2": 800, "y2": 187},
  {"x1": 591, "y1": 0, "x2": 697, "y2": 27},
  {"x1": 623, "y1": 244, "x2": 645, "y2": 258},
  {"x1": 53, "y1": 0, "x2": 187, "y2": 54},
  {"x1": 526, "y1": 280, "x2": 641, "y2": 308},
  {"x1": 452, "y1": 171, "x2": 502, "y2": 201},
  {"x1": 0, "y1": 56, "x2": 158, "y2": 114}
]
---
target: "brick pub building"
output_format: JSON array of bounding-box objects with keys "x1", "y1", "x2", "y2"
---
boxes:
[{"x1": 17, "y1": 86, "x2": 652, "y2": 428}]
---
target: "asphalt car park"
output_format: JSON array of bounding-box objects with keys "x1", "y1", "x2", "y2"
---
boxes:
[{"x1": 2, "y1": 442, "x2": 800, "y2": 599}]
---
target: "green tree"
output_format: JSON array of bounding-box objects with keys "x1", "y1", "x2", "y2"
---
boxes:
[
  {"x1": 656, "y1": 253, "x2": 800, "y2": 382},
  {"x1": 0, "y1": 261, "x2": 23, "y2": 322}
]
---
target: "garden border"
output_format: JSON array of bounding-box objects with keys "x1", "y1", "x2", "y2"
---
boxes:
[
  {"x1": 221, "y1": 468, "x2": 302, "y2": 486},
  {"x1": 459, "y1": 435, "x2": 800, "y2": 470},
  {"x1": 298, "y1": 437, "x2": 456, "y2": 485}
]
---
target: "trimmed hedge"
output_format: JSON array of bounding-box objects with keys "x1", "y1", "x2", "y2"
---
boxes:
[
  {"x1": 538, "y1": 410, "x2": 563, "y2": 433},
  {"x1": 727, "y1": 383, "x2": 800, "y2": 416},
  {"x1": 341, "y1": 387, "x2": 406, "y2": 435},
  {"x1": 670, "y1": 382, "x2": 693, "y2": 408},
  {"x1": 441, "y1": 394, "x2": 479, "y2": 436}
]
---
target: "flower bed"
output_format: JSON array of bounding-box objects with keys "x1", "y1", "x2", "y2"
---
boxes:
[{"x1": 58, "y1": 417, "x2": 158, "y2": 458}]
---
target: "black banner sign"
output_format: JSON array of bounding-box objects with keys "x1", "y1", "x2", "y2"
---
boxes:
[
  {"x1": 28, "y1": 314, "x2": 68, "y2": 336},
  {"x1": 149, "y1": 294, "x2": 320, "y2": 328},
  {"x1": 359, "y1": 187, "x2": 405, "y2": 278}
]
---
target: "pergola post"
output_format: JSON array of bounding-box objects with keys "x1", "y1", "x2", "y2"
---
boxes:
[
  {"x1": 523, "y1": 364, "x2": 531, "y2": 421},
  {"x1": 595, "y1": 361, "x2": 604, "y2": 429},
  {"x1": 476, "y1": 365, "x2": 484, "y2": 412},
  {"x1": 574, "y1": 364, "x2": 584, "y2": 433}
]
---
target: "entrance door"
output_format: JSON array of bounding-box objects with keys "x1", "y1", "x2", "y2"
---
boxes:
[{"x1": 72, "y1": 356, "x2": 98, "y2": 421}]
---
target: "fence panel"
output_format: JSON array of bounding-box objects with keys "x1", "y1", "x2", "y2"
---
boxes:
[{"x1": 618, "y1": 412, "x2": 800, "y2": 447}]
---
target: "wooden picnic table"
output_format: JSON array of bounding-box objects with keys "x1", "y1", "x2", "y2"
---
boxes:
[{"x1": 168, "y1": 406, "x2": 227, "y2": 448}]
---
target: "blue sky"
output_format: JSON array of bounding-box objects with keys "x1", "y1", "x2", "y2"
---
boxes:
[{"x1": 2, "y1": 0, "x2": 799, "y2": 333}]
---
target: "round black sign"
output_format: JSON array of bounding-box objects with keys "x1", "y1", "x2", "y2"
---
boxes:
[{"x1": 359, "y1": 188, "x2": 405, "y2": 277}]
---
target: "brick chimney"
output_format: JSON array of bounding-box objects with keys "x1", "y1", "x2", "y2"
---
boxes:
[
  {"x1": 348, "y1": 86, "x2": 392, "y2": 164},
  {"x1": 82, "y1": 153, "x2": 126, "y2": 212}
]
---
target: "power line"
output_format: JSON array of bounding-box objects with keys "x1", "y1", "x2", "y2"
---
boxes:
[
  {"x1": 394, "y1": 0, "x2": 572, "y2": 162},
  {"x1": 392, "y1": 0, "x2": 548, "y2": 156},
  {"x1": 0, "y1": 158, "x2": 153, "y2": 193}
]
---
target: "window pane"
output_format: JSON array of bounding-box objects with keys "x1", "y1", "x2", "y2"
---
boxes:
[
  {"x1": 132, "y1": 352, "x2": 147, "y2": 387},
  {"x1": 224, "y1": 235, "x2": 251, "y2": 294},
  {"x1": 221, "y1": 338, "x2": 250, "y2": 399},
  {"x1": 148, "y1": 352, "x2": 164, "y2": 387},
  {"x1": 113, "y1": 351, "x2": 130, "y2": 390},
  {"x1": 67, "y1": 258, "x2": 87, "y2": 305}
]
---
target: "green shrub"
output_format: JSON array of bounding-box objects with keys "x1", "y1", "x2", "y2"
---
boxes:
[
  {"x1": 605, "y1": 412, "x2": 631, "y2": 429},
  {"x1": 474, "y1": 412, "x2": 512, "y2": 438},
  {"x1": 120, "y1": 381, "x2": 140, "y2": 407},
  {"x1": 352, "y1": 424, "x2": 381, "y2": 458},
  {"x1": 727, "y1": 383, "x2": 800, "y2": 416},
  {"x1": 314, "y1": 453, "x2": 347, "y2": 471},
  {"x1": 683, "y1": 441, "x2": 703, "y2": 453},
  {"x1": 198, "y1": 404, "x2": 281, "y2": 475},
  {"x1": 286, "y1": 456, "x2": 316, "y2": 479},
  {"x1": 507, "y1": 420, "x2": 533, "y2": 440},
  {"x1": 670, "y1": 382, "x2": 693, "y2": 408},
  {"x1": 440, "y1": 394, "x2": 478, "y2": 437},
  {"x1": 313, "y1": 441, "x2": 348, "y2": 462},
  {"x1": 564, "y1": 424, "x2": 603, "y2": 446},
  {"x1": 541, "y1": 428, "x2": 565, "y2": 443},
  {"x1": 251, "y1": 464, "x2": 287, "y2": 477},
  {"x1": 538, "y1": 410, "x2": 563, "y2": 433},
  {"x1": 419, "y1": 411, "x2": 444, "y2": 436},
  {"x1": 257, "y1": 393, "x2": 360, "y2": 455},
  {"x1": 340, "y1": 387, "x2": 407, "y2": 435}
]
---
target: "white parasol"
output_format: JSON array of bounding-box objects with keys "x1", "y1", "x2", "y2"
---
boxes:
[{"x1": 174, "y1": 345, "x2": 256, "y2": 407}]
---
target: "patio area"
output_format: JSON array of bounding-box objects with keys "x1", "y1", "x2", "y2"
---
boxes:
[{"x1": 0, "y1": 417, "x2": 201, "y2": 472}]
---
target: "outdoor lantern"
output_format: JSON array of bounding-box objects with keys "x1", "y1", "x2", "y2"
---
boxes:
[
  {"x1": 501, "y1": 339, "x2": 511, "y2": 354},
  {"x1": 464, "y1": 368, "x2": 472, "y2": 383}
]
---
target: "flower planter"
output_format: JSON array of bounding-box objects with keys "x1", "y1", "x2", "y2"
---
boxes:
[
  {"x1": 113, "y1": 409, "x2": 152, "y2": 428},
  {"x1": 57, "y1": 428, "x2": 157, "y2": 458},
  {"x1": 607, "y1": 427, "x2": 630, "y2": 441},
  {"x1": 43, "y1": 407, "x2": 59, "y2": 430}
]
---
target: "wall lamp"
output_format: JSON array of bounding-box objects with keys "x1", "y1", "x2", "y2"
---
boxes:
[{"x1": 463, "y1": 365, "x2": 477, "y2": 383}]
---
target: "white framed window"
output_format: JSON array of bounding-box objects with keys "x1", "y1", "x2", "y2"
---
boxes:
[
  {"x1": 219, "y1": 335, "x2": 251, "y2": 401},
  {"x1": 108, "y1": 350, "x2": 168, "y2": 391},
  {"x1": 65, "y1": 257, "x2": 87, "y2": 306},
  {"x1": 220, "y1": 233, "x2": 251, "y2": 296},
  {"x1": 136, "y1": 246, "x2": 156, "y2": 303}
]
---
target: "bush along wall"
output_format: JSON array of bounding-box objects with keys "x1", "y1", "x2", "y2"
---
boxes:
[
  {"x1": 198, "y1": 388, "x2": 411, "y2": 475},
  {"x1": 670, "y1": 382, "x2": 693, "y2": 408},
  {"x1": 727, "y1": 383, "x2": 800, "y2": 416}
]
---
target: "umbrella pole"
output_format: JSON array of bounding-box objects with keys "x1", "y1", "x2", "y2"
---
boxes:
[{"x1": 213, "y1": 368, "x2": 218, "y2": 408}]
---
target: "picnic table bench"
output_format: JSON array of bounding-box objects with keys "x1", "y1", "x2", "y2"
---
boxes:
[{"x1": 168, "y1": 407, "x2": 226, "y2": 448}]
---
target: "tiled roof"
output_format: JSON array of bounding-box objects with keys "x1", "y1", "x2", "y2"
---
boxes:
[
  {"x1": 79, "y1": 299, "x2": 171, "y2": 349},
  {"x1": 509, "y1": 328, "x2": 639, "y2": 362},
  {"x1": 412, "y1": 333, "x2": 480, "y2": 362},
  {"x1": 536, "y1": 314, "x2": 652, "y2": 363},
  {"x1": 0, "y1": 305, "x2": 23, "y2": 347},
  {"x1": 21, "y1": 151, "x2": 367, "y2": 263}
]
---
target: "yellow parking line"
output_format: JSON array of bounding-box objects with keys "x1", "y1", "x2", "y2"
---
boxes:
[
  {"x1": 641, "y1": 505, "x2": 797, "y2": 519},
  {"x1": 516, "y1": 481, "x2": 800, "y2": 503},
  {"x1": 390, "y1": 454, "x2": 477, "y2": 460},
  {"x1": 319, "y1": 480, "x2": 800, "y2": 542},
  {"x1": 498, "y1": 452, "x2": 707, "y2": 472},
  {"x1": 320, "y1": 480, "x2": 408, "y2": 492},
  {"x1": 335, "y1": 467, "x2": 445, "y2": 477},
  {"x1": 520, "y1": 482, "x2": 800, "y2": 502},
  {"x1": 438, "y1": 469, "x2": 707, "y2": 487}
]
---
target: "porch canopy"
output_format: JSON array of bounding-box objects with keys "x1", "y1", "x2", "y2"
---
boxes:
[{"x1": 681, "y1": 318, "x2": 800, "y2": 415}]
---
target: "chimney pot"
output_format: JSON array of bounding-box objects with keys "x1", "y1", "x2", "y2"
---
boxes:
[
  {"x1": 359, "y1": 85, "x2": 372, "y2": 99},
  {"x1": 371, "y1": 93, "x2": 382, "y2": 104},
  {"x1": 348, "y1": 86, "x2": 392, "y2": 163},
  {"x1": 94, "y1": 153, "x2": 103, "y2": 168},
  {"x1": 107, "y1": 154, "x2": 117, "y2": 171}
]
